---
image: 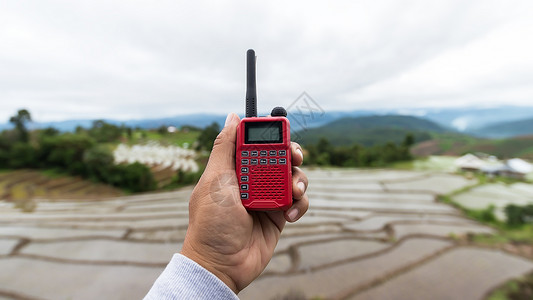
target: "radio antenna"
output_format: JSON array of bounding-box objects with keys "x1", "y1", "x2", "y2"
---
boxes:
[{"x1": 245, "y1": 49, "x2": 257, "y2": 118}]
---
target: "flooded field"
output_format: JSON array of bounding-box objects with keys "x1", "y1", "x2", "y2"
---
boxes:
[{"x1": 1, "y1": 169, "x2": 532, "y2": 299}]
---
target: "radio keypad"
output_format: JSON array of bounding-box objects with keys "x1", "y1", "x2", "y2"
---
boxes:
[{"x1": 239, "y1": 147, "x2": 290, "y2": 200}]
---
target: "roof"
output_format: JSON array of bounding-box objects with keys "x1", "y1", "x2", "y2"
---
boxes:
[{"x1": 506, "y1": 158, "x2": 533, "y2": 174}]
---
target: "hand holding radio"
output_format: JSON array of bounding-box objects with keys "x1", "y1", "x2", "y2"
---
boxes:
[{"x1": 181, "y1": 112, "x2": 308, "y2": 293}]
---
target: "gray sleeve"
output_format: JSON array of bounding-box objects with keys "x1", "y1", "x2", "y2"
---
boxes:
[{"x1": 144, "y1": 253, "x2": 239, "y2": 300}]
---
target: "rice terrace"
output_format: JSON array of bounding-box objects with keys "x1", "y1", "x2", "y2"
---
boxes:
[{"x1": 2, "y1": 107, "x2": 533, "y2": 299}]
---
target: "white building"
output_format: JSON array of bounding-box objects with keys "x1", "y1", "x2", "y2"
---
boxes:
[{"x1": 454, "y1": 154, "x2": 532, "y2": 180}]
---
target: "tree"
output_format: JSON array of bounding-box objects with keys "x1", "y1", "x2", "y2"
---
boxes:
[
  {"x1": 196, "y1": 122, "x2": 220, "y2": 151},
  {"x1": 9, "y1": 109, "x2": 32, "y2": 143},
  {"x1": 38, "y1": 134, "x2": 95, "y2": 174},
  {"x1": 8, "y1": 143, "x2": 37, "y2": 168},
  {"x1": 402, "y1": 133, "x2": 415, "y2": 148},
  {"x1": 88, "y1": 120, "x2": 122, "y2": 142}
]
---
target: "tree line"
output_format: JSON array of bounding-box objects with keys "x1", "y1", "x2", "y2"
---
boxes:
[
  {"x1": 304, "y1": 134, "x2": 414, "y2": 167},
  {"x1": 0, "y1": 109, "x2": 155, "y2": 192}
]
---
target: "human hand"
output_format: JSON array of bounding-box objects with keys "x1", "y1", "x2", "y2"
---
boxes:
[{"x1": 180, "y1": 112, "x2": 309, "y2": 293}]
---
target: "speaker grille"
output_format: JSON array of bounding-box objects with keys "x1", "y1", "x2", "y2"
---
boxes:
[{"x1": 250, "y1": 165, "x2": 285, "y2": 200}]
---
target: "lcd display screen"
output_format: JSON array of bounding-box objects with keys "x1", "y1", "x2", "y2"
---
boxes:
[{"x1": 245, "y1": 121, "x2": 283, "y2": 144}]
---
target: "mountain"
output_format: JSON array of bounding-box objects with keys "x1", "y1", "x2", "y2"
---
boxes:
[
  {"x1": 0, "y1": 114, "x2": 229, "y2": 132},
  {"x1": 469, "y1": 117, "x2": 533, "y2": 138},
  {"x1": 419, "y1": 106, "x2": 533, "y2": 132},
  {"x1": 295, "y1": 115, "x2": 448, "y2": 147},
  {"x1": 2, "y1": 105, "x2": 533, "y2": 135},
  {"x1": 0, "y1": 110, "x2": 374, "y2": 132}
]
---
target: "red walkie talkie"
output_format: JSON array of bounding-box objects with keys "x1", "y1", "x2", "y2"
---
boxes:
[{"x1": 236, "y1": 49, "x2": 292, "y2": 211}]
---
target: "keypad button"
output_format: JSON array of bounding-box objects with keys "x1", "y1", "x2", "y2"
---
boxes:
[
  {"x1": 279, "y1": 158, "x2": 287, "y2": 164},
  {"x1": 251, "y1": 158, "x2": 258, "y2": 165},
  {"x1": 260, "y1": 150, "x2": 267, "y2": 156},
  {"x1": 260, "y1": 158, "x2": 268, "y2": 165},
  {"x1": 269, "y1": 158, "x2": 277, "y2": 164},
  {"x1": 278, "y1": 150, "x2": 286, "y2": 156},
  {"x1": 241, "y1": 151, "x2": 249, "y2": 157},
  {"x1": 241, "y1": 167, "x2": 249, "y2": 173},
  {"x1": 251, "y1": 151, "x2": 258, "y2": 157},
  {"x1": 241, "y1": 159, "x2": 249, "y2": 165},
  {"x1": 269, "y1": 150, "x2": 277, "y2": 156},
  {"x1": 241, "y1": 193, "x2": 248, "y2": 199},
  {"x1": 240, "y1": 176, "x2": 248, "y2": 182},
  {"x1": 240, "y1": 184, "x2": 249, "y2": 190}
]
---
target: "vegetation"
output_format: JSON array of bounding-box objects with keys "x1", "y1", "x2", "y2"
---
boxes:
[
  {"x1": 487, "y1": 272, "x2": 533, "y2": 300},
  {"x1": 1, "y1": 110, "x2": 156, "y2": 192},
  {"x1": 195, "y1": 122, "x2": 220, "y2": 151},
  {"x1": 0, "y1": 109, "x2": 221, "y2": 195},
  {"x1": 9, "y1": 109, "x2": 32, "y2": 143},
  {"x1": 505, "y1": 204, "x2": 533, "y2": 228},
  {"x1": 304, "y1": 134, "x2": 414, "y2": 167},
  {"x1": 439, "y1": 176, "x2": 533, "y2": 245}
]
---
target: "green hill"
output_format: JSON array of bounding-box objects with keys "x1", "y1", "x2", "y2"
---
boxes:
[
  {"x1": 295, "y1": 115, "x2": 447, "y2": 147},
  {"x1": 471, "y1": 117, "x2": 533, "y2": 138}
]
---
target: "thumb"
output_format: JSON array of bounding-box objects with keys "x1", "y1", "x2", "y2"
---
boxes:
[{"x1": 205, "y1": 113, "x2": 240, "y2": 172}]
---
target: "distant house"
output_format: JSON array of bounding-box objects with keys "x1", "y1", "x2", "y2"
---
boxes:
[
  {"x1": 454, "y1": 154, "x2": 532, "y2": 180},
  {"x1": 500, "y1": 158, "x2": 533, "y2": 180},
  {"x1": 454, "y1": 154, "x2": 486, "y2": 171}
]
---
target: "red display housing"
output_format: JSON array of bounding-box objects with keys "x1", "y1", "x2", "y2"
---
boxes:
[{"x1": 236, "y1": 116, "x2": 292, "y2": 210}]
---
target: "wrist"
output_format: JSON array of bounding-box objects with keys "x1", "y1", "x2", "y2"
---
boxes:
[{"x1": 181, "y1": 243, "x2": 239, "y2": 294}]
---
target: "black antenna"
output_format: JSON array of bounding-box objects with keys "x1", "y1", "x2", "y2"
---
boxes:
[{"x1": 245, "y1": 49, "x2": 257, "y2": 118}]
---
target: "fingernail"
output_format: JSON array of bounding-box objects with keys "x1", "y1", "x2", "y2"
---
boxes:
[
  {"x1": 288, "y1": 208, "x2": 299, "y2": 221},
  {"x1": 298, "y1": 181, "x2": 306, "y2": 194},
  {"x1": 297, "y1": 148, "x2": 303, "y2": 160},
  {"x1": 224, "y1": 113, "x2": 234, "y2": 127}
]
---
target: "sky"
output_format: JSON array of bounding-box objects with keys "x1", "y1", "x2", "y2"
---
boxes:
[{"x1": 1, "y1": 0, "x2": 533, "y2": 122}]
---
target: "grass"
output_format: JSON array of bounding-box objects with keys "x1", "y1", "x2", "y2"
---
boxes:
[
  {"x1": 472, "y1": 225, "x2": 533, "y2": 245},
  {"x1": 39, "y1": 168, "x2": 71, "y2": 179},
  {"x1": 487, "y1": 272, "x2": 533, "y2": 300}
]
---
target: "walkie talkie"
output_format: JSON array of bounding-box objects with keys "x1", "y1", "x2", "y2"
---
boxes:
[{"x1": 236, "y1": 49, "x2": 292, "y2": 211}]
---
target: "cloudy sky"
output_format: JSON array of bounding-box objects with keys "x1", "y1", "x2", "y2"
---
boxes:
[{"x1": 1, "y1": 0, "x2": 533, "y2": 122}]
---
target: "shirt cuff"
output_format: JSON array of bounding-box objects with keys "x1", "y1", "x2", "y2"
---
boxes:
[{"x1": 144, "y1": 253, "x2": 239, "y2": 300}]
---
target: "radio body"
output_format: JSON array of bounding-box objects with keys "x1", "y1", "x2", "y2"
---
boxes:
[
  {"x1": 236, "y1": 49, "x2": 292, "y2": 211},
  {"x1": 236, "y1": 116, "x2": 292, "y2": 210}
]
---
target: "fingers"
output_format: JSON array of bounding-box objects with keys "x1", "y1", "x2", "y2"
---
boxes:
[
  {"x1": 290, "y1": 142, "x2": 304, "y2": 167},
  {"x1": 285, "y1": 166, "x2": 309, "y2": 222}
]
